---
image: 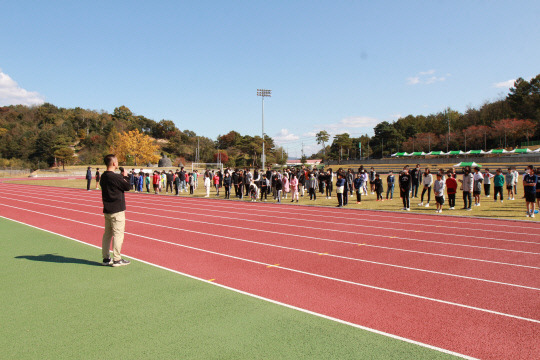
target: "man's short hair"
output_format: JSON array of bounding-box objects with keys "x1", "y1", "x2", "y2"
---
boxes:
[{"x1": 104, "y1": 154, "x2": 116, "y2": 167}]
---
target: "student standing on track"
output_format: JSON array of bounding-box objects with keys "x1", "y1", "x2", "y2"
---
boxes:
[
  {"x1": 523, "y1": 165, "x2": 537, "y2": 218},
  {"x1": 445, "y1": 170, "x2": 457, "y2": 210},
  {"x1": 493, "y1": 168, "x2": 504, "y2": 203},
  {"x1": 505, "y1": 168, "x2": 514, "y2": 200},
  {"x1": 353, "y1": 172, "x2": 363, "y2": 204},
  {"x1": 86, "y1": 166, "x2": 92, "y2": 191},
  {"x1": 374, "y1": 174, "x2": 384, "y2": 201},
  {"x1": 536, "y1": 168, "x2": 540, "y2": 209},
  {"x1": 473, "y1": 166, "x2": 483, "y2": 206},
  {"x1": 386, "y1": 170, "x2": 395, "y2": 200},
  {"x1": 512, "y1": 167, "x2": 519, "y2": 198},
  {"x1": 152, "y1": 171, "x2": 160, "y2": 194},
  {"x1": 434, "y1": 172, "x2": 445, "y2": 213},
  {"x1": 336, "y1": 173, "x2": 345, "y2": 207},
  {"x1": 483, "y1": 168, "x2": 494, "y2": 197},
  {"x1": 418, "y1": 168, "x2": 433, "y2": 207},
  {"x1": 325, "y1": 169, "x2": 333, "y2": 199},
  {"x1": 95, "y1": 168, "x2": 100, "y2": 190},
  {"x1": 223, "y1": 172, "x2": 231, "y2": 199},
  {"x1": 459, "y1": 166, "x2": 474, "y2": 211},
  {"x1": 399, "y1": 166, "x2": 411, "y2": 211},
  {"x1": 145, "y1": 172, "x2": 150, "y2": 193},
  {"x1": 99, "y1": 154, "x2": 131, "y2": 267},
  {"x1": 411, "y1": 164, "x2": 421, "y2": 198}
]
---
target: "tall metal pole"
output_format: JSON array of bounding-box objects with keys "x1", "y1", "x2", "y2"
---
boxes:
[
  {"x1": 261, "y1": 95, "x2": 266, "y2": 170},
  {"x1": 257, "y1": 89, "x2": 271, "y2": 169}
]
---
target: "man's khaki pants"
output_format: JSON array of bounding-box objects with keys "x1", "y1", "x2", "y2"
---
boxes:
[{"x1": 102, "y1": 211, "x2": 125, "y2": 261}]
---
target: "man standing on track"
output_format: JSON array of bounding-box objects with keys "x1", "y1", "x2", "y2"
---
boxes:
[
  {"x1": 86, "y1": 167, "x2": 92, "y2": 191},
  {"x1": 100, "y1": 154, "x2": 131, "y2": 267}
]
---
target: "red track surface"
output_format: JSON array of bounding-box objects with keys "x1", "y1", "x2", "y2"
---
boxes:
[{"x1": 1, "y1": 182, "x2": 539, "y2": 359}]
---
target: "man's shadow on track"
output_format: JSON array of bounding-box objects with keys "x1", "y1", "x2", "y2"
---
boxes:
[{"x1": 15, "y1": 254, "x2": 101, "y2": 266}]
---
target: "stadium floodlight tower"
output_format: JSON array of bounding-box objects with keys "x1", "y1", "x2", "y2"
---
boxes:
[{"x1": 257, "y1": 89, "x2": 271, "y2": 169}]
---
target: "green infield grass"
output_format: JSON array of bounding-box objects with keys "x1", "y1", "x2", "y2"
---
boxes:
[
  {"x1": 5, "y1": 177, "x2": 538, "y2": 222},
  {"x1": 0, "y1": 217, "x2": 461, "y2": 359}
]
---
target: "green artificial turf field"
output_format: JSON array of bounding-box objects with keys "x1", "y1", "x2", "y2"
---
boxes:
[{"x1": 0, "y1": 217, "x2": 461, "y2": 359}]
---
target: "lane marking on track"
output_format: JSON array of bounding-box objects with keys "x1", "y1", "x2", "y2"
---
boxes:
[
  {"x1": 0, "y1": 215, "x2": 479, "y2": 360},
  {"x1": 2, "y1": 195, "x2": 540, "y2": 291},
  {"x1": 318, "y1": 253, "x2": 329, "y2": 256},
  {"x1": 1, "y1": 208, "x2": 539, "y2": 327},
  {"x1": 2, "y1": 191, "x2": 538, "y2": 258},
  {"x1": 208, "y1": 279, "x2": 215, "y2": 282},
  {"x1": 4, "y1": 183, "x2": 538, "y2": 240},
  {"x1": 266, "y1": 264, "x2": 280, "y2": 268}
]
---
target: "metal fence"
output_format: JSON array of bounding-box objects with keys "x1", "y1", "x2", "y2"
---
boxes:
[{"x1": 0, "y1": 168, "x2": 31, "y2": 178}]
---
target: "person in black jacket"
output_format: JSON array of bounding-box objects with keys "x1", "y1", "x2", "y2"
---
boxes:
[
  {"x1": 86, "y1": 167, "x2": 92, "y2": 191},
  {"x1": 223, "y1": 172, "x2": 231, "y2": 199},
  {"x1": 399, "y1": 166, "x2": 412, "y2": 210},
  {"x1": 100, "y1": 154, "x2": 131, "y2": 267}
]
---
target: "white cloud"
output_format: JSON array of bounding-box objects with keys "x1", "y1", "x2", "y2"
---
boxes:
[
  {"x1": 0, "y1": 69, "x2": 45, "y2": 106},
  {"x1": 274, "y1": 128, "x2": 299, "y2": 144},
  {"x1": 406, "y1": 76, "x2": 420, "y2": 85},
  {"x1": 326, "y1": 116, "x2": 380, "y2": 131},
  {"x1": 493, "y1": 79, "x2": 515, "y2": 89},
  {"x1": 407, "y1": 70, "x2": 449, "y2": 85}
]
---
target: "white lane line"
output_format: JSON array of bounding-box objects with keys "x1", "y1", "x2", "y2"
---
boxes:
[
  {"x1": 3, "y1": 182, "x2": 538, "y2": 235},
  {"x1": 2, "y1": 207, "x2": 539, "y2": 326},
  {"x1": 2, "y1": 194, "x2": 539, "y2": 272},
  {"x1": 3, "y1": 189, "x2": 538, "y2": 250},
  {"x1": 0, "y1": 215, "x2": 479, "y2": 360}
]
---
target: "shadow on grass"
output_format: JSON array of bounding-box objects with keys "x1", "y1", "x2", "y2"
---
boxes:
[{"x1": 15, "y1": 254, "x2": 102, "y2": 266}]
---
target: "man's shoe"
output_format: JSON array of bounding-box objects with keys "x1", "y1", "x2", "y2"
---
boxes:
[
  {"x1": 102, "y1": 258, "x2": 112, "y2": 266},
  {"x1": 112, "y1": 259, "x2": 131, "y2": 267}
]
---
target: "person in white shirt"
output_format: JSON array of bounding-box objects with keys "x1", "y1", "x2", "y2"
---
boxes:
[
  {"x1": 433, "y1": 173, "x2": 445, "y2": 213},
  {"x1": 204, "y1": 174, "x2": 211, "y2": 197},
  {"x1": 512, "y1": 168, "x2": 519, "y2": 197},
  {"x1": 418, "y1": 168, "x2": 433, "y2": 207},
  {"x1": 473, "y1": 167, "x2": 484, "y2": 206},
  {"x1": 483, "y1": 168, "x2": 495, "y2": 197}
]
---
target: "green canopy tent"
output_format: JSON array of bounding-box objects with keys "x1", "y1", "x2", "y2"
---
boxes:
[
  {"x1": 509, "y1": 148, "x2": 532, "y2": 154},
  {"x1": 427, "y1": 150, "x2": 445, "y2": 156},
  {"x1": 534, "y1": 148, "x2": 540, "y2": 153},
  {"x1": 447, "y1": 150, "x2": 465, "y2": 156},
  {"x1": 454, "y1": 162, "x2": 482, "y2": 168},
  {"x1": 391, "y1": 152, "x2": 409, "y2": 157},
  {"x1": 466, "y1": 150, "x2": 486, "y2": 155},
  {"x1": 485, "y1": 149, "x2": 508, "y2": 154},
  {"x1": 408, "y1": 151, "x2": 426, "y2": 156}
]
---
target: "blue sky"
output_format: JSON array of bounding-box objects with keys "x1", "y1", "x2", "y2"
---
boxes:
[{"x1": 1, "y1": 1, "x2": 539, "y2": 157}]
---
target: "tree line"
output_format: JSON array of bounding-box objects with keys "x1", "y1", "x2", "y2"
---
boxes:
[
  {"x1": 0, "y1": 104, "x2": 285, "y2": 169},
  {"x1": 312, "y1": 74, "x2": 540, "y2": 161}
]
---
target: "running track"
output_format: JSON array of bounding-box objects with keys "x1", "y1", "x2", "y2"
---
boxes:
[{"x1": 0, "y1": 182, "x2": 539, "y2": 359}]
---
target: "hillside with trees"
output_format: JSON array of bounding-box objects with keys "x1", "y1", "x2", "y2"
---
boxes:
[
  {"x1": 0, "y1": 104, "x2": 284, "y2": 169},
  {"x1": 315, "y1": 74, "x2": 540, "y2": 161}
]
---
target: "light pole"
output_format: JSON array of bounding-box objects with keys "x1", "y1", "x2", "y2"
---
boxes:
[{"x1": 257, "y1": 89, "x2": 271, "y2": 169}]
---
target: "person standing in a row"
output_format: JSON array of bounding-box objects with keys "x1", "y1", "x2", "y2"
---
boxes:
[{"x1": 399, "y1": 166, "x2": 411, "y2": 210}]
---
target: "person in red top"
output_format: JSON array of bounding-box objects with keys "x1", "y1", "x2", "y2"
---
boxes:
[
  {"x1": 213, "y1": 173, "x2": 220, "y2": 196},
  {"x1": 152, "y1": 171, "x2": 161, "y2": 194},
  {"x1": 446, "y1": 170, "x2": 457, "y2": 210}
]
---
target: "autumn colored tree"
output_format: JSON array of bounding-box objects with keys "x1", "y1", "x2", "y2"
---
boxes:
[
  {"x1": 54, "y1": 147, "x2": 74, "y2": 171},
  {"x1": 110, "y1": 129, "x2": 160, "y2": 166},
  {"x1": 213, "y1": 150, "x2": 229, "y2": 164}
]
